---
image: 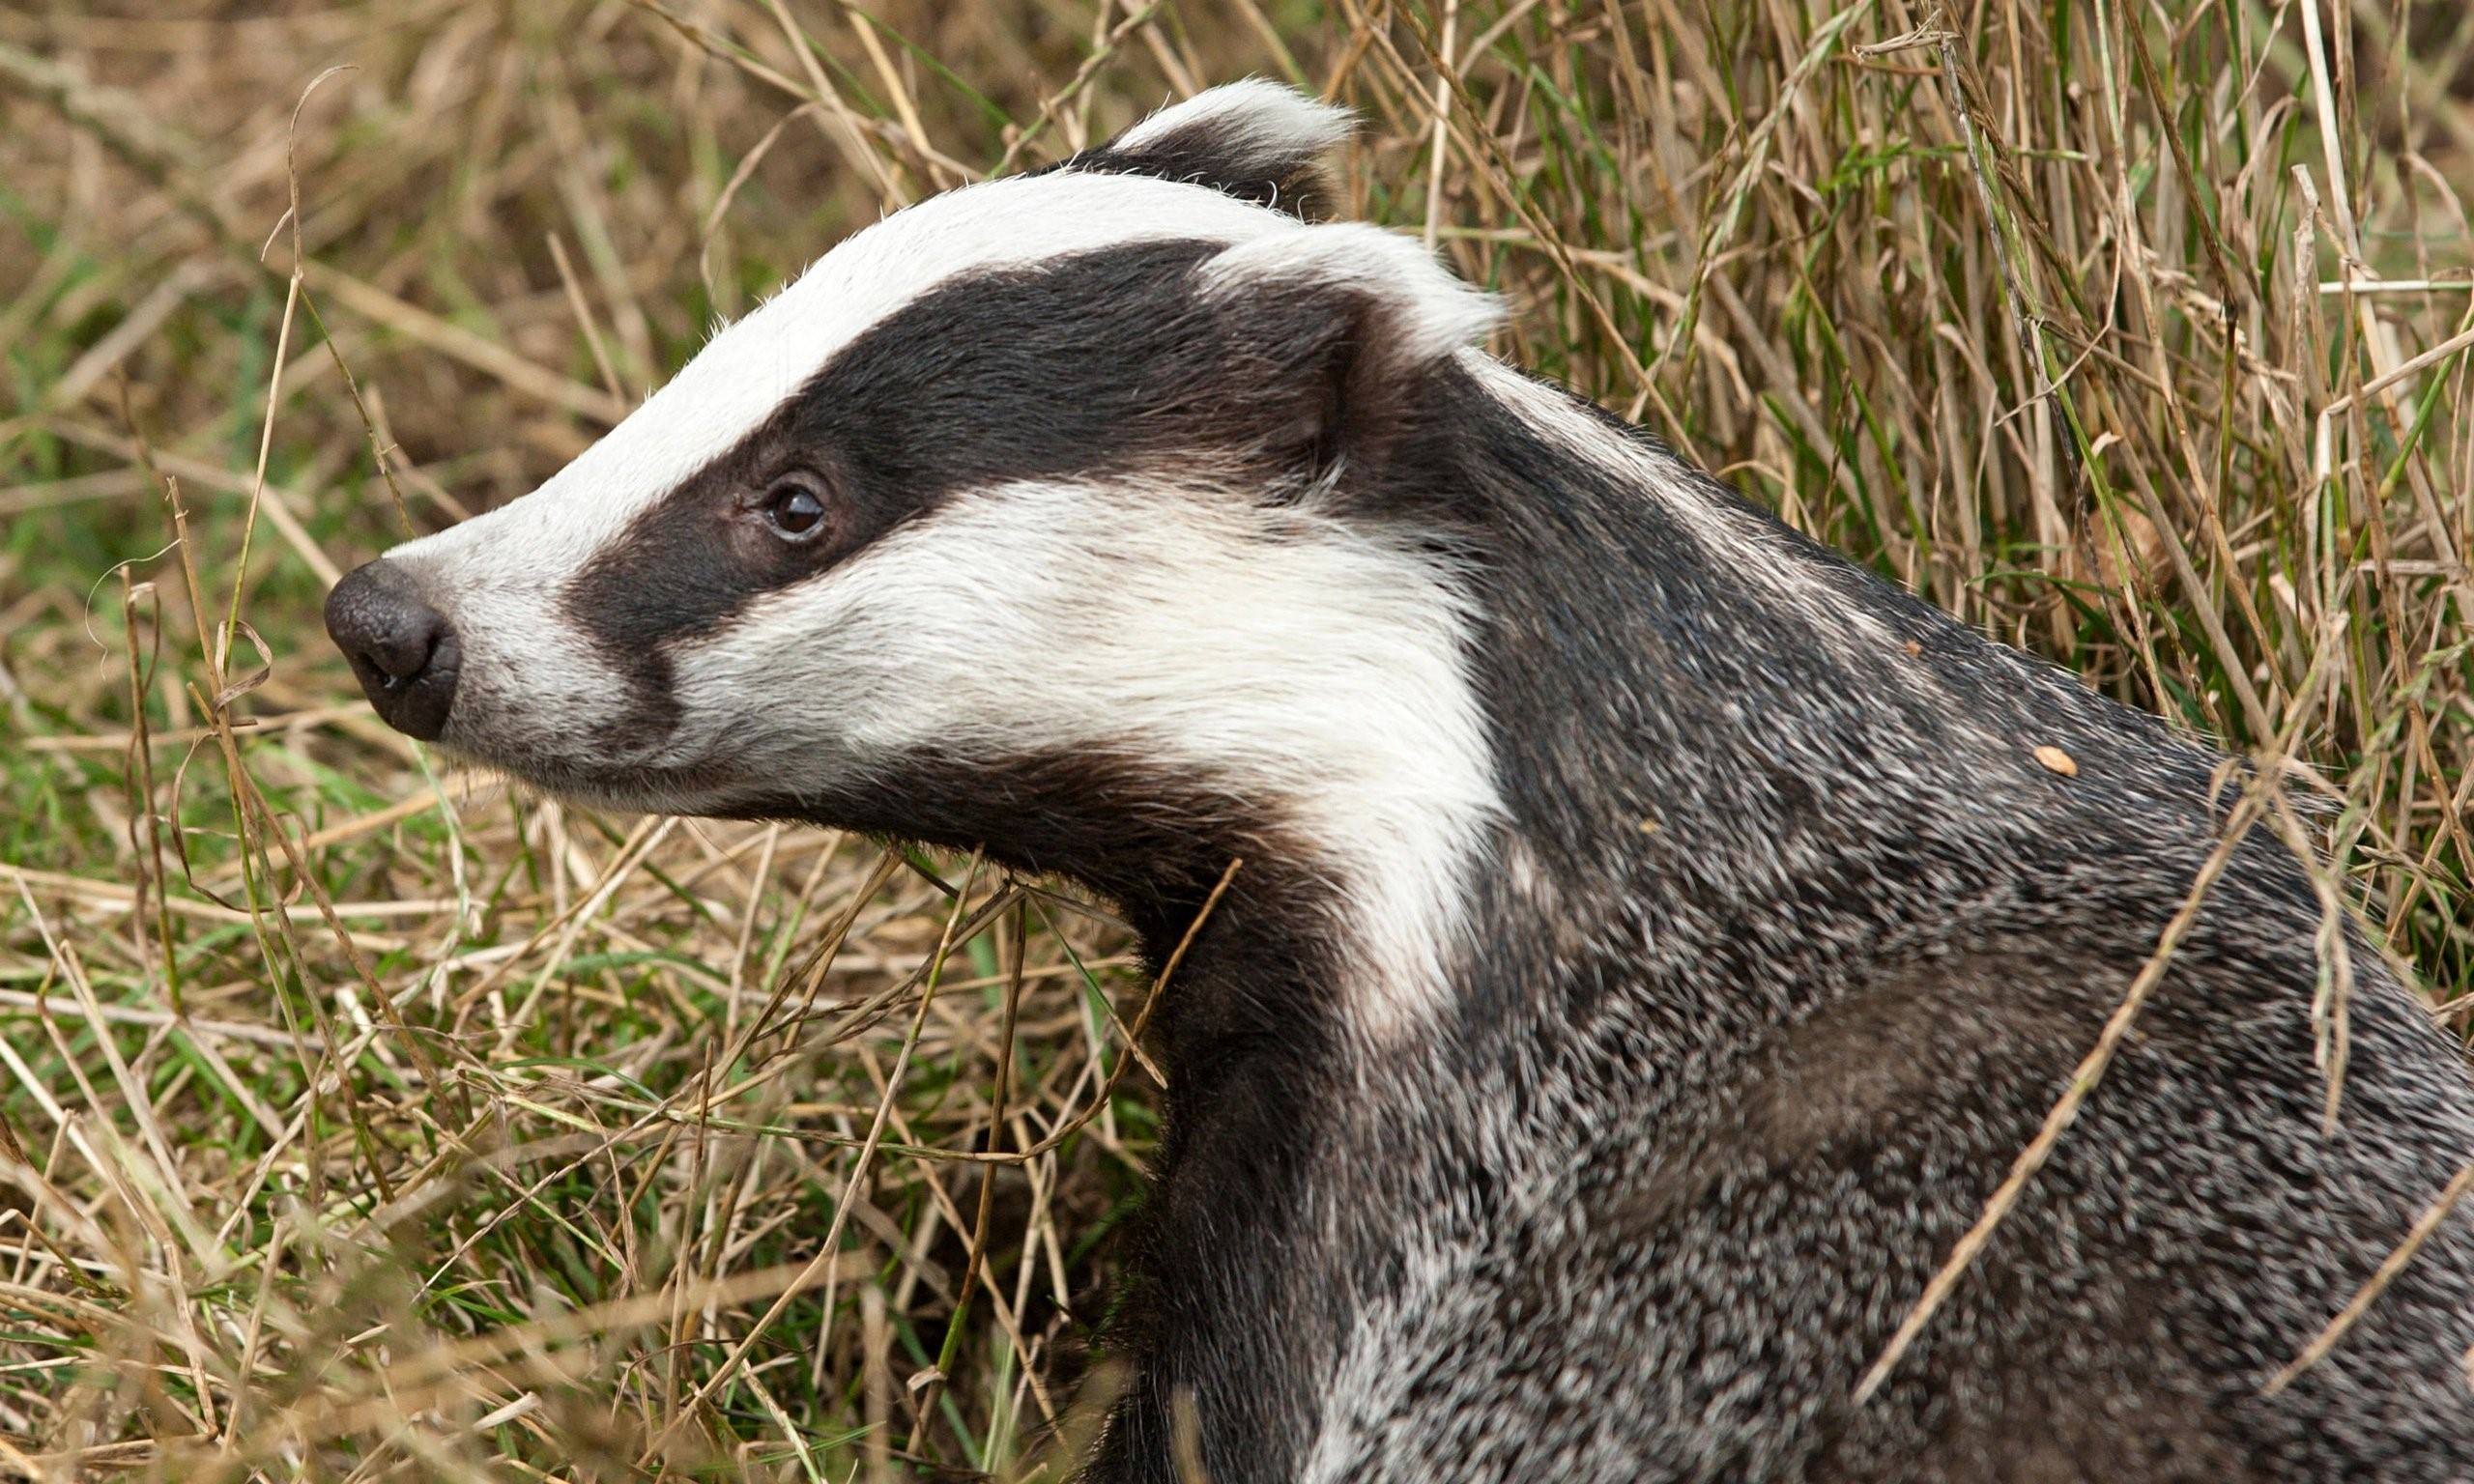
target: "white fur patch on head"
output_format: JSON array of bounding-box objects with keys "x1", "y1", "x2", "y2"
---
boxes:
[
  {"x1": 1201, "y1": 223, "x2": 1505, "y2": 362},
  {"x1": 1115, "y1": 78, "x2": 1357, "y2": 167},
  {"x1": 394, "y1": 169, "x2": 1294, "y2": 574}
]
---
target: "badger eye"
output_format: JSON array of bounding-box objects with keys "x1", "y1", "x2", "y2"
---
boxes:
[{"x1": 761, "y1": 476, "x2": 830, "y2": 540}]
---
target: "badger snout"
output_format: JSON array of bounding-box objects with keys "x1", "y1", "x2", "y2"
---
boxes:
[{"x1": 325, "y1": 559, "x2": 461, "y2": 742}]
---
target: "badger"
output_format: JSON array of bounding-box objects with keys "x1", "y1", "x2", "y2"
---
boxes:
[{"x1": 325, "y1": 81, "x2": 2474, "y2": 1482}]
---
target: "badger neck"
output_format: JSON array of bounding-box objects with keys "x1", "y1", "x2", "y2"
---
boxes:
[
  {"x1": 1092, "y1": 357, "x2": 1918, "y2": 1469},
  {"x1": 1096, "y1": 350, "x2": 2238, "y2": 1474}
]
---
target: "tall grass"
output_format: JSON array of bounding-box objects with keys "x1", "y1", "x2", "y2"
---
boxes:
[{"x1": 0, "y1": 0, "x2": 2467, "y2": 1477}]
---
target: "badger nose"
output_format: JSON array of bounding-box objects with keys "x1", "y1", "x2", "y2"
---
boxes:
[{"x1": 324, "y1": 559, "x2": 460, "y2": 741}]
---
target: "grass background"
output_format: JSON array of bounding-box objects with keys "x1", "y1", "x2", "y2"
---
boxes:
[{"x1": 1, "y1": 0, "x2": 2470, "y2": 1477}]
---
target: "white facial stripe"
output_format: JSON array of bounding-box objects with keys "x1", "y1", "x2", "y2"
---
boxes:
[
  {"x1": 387, "y1": 168, "x2": 1302, "y2": 585},
  {"x1": 668, "y1": 480, "x2": 1506, "y2": 1037}
]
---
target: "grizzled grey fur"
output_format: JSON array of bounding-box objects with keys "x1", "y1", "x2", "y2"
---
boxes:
[{"x1": 1077, "y1": 363, "x2": 2474, "y2": 1481}]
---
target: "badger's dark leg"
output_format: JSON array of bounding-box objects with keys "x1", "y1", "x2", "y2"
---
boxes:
[{"x1": 1078, "y1": 891, "x2": 1407, "y2": 1483}]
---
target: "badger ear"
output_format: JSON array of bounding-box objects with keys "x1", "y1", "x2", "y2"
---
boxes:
[
  {"x1": 1064, "y1": 79, "x2": 1355, "y2": 219},
  {"x1": 1199, "y1": 225, "x2": 1502, "y2": 363},
  {"x1": 1195, "y1": 223, "x2": 1504, "y2": 477}
]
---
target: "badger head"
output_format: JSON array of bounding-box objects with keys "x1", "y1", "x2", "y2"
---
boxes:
[{"x1": 326, "y1": 83, "x2": 1506, "y2": 1021}]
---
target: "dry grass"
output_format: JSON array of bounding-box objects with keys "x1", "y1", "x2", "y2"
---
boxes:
[{"x1": 0, "y1": 0, "x2": 2469, "y2": 1478}]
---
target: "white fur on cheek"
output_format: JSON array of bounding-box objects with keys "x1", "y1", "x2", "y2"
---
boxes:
[{"x1": 669, "y1": 482, "x2": 1507, "y2": 1039}]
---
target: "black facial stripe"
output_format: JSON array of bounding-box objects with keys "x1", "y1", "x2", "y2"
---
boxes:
[
  {"x1": 562, "y1": 236, "x2": 1354, "y2": 745},
  {"x1": 794, "y1": 237, "x2": 1238, "y2": 495}
]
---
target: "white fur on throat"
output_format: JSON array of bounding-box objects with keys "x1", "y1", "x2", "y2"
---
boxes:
[{"x1": 666, "y1": 480, "x2": 1507, "y2": 1039}]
